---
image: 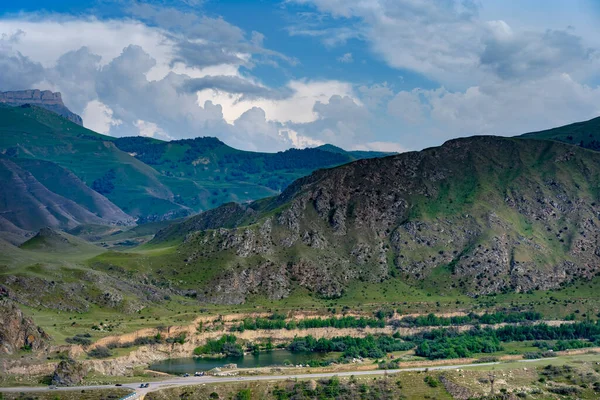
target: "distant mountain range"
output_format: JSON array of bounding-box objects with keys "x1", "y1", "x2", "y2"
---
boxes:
[{"x1": 0, "y1": 91, "x2": 392, "y2": 242}]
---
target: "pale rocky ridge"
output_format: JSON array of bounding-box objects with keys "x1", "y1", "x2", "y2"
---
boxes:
[{"x1": 0, "y1": 89, "x2": 83, "y2": 125}]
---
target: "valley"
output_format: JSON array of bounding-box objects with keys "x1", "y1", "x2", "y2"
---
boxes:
[{"x1": 3, "y1": 101, "x2": 600, "y2": 399}]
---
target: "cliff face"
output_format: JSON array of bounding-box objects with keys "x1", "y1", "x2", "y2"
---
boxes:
[
  {"x1": 0, "y1": 90, "x2": 83, "y2": 125},
  {"x1": 155, "y1": 136, "x2": 600, "y2": 303},
  {"x1": 0, "y1": 297, "x2": 50, "y2": 354}
]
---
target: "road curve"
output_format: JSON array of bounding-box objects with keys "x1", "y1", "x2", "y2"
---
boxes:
[{"x1": 0, "y1": 361, "x2": 501, "y2": 396}]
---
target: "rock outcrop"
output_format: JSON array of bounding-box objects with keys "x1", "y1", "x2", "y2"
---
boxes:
[
  {"x1": 51, "y1": 358, "x2": 88, "y2": 386},
  {"x1": 0, "y1": 298, "x2": 50, "y2": 354},
  {"x1": 154, "y1": 136, "x2": 600, "y2": 302},
  {"x1": 0, "y1": 89, "x2": 83, "y2": 125}
]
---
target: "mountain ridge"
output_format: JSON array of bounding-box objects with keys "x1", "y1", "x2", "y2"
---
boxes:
[
  {"x1": 0, "y1": 102, "x2": 391, "y2": 229},
  {"x1": 0, "y1": 89, "x2": 83, "y2": 126},
  {"x1": 149, "y1": 135, "x2": 600, "y2": 303}
]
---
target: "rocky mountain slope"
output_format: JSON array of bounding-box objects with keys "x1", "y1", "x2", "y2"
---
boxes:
[
  {"x1": 152, "y1": 136, "x2": 600, "y2": 303},
  {"x1": 0, "y1": 90, "x2": 83, "y2": 125}
]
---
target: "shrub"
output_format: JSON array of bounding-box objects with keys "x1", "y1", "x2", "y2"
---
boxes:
[
  {"x1": 87, "y1": 346, "x2": 112, "y2": 359},
  {"x1": 424, "y1": 376, "x2": 439, "y2": 388},
  {"x1": 65, "y1": 334, "x2": 92, "y2": 346}
]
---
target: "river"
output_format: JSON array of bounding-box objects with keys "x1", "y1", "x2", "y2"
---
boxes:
[{"x1": 149, "y1": 350, "x2": 331, "y2": 375}]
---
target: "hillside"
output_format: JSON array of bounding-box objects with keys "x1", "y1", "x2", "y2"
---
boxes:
[
  {"x1": 149, "y1": 135, "x2": 600, "y2": 303},
  {"x1": 0, "y1": 102, "x2": 389, "y2": 229},
  {"x1": 111, "y1": 136, "x2": 385, "y2": 194},
  {"x1": 0, "y1": 90, "x2": 83, "y2": 125},
  {"x1": 0, "y1": 157, "x2": 130, "y2": 233},
  {"x1": 520, "y1": 116, "x2": 600, "y2": 151},
  {"x1": 19, "y1": 227, "x2": 103, "y2": 254}
]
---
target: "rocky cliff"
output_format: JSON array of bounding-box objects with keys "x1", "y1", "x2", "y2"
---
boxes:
[
  {"x1": 0, "y1": 89, "x2": 83, "y2": 125},
  {"x1": 0, "y1": 297, "x2": 50, "y2": 354},
  {"x1": 154, "y1": 136, "x2": 600, "y2": 303}
]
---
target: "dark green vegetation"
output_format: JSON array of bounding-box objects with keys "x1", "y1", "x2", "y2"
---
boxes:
[
  {"x1": 288, "y1": 335, "x2": 414, "y2": 360},
  {"x1": 193, "y1": 334, "x2": 244, "y2": 357},
  {"x1": 413, "y1": 321, "x2": 600, "y2": 360},
  {"x1": 397, "y1": 311, "x2": 542, "y2": 327},
  {"x1": 232, "y1": 315, "x2": 385, "y2": 331},
  {"x1": 267, "y1": 320, "x2": 600, "y2": 361},
  {"x1": 522, "y1": 115, "x2": 600, "y2": 151},
  {"x1": 271, "y1": 375, "x2": 400, "y2": 400},
  {"x1": 0, "y1": 103, "x2": 387, "y2": 237}
]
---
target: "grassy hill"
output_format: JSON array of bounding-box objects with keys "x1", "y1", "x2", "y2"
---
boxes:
[
  {"x1": 0, "y1": 105, "x2": 191, "y2": 222},
  {"x1": 520, "y1": 115, "x2": 600, "y2": 151},
  {"x1": 19, "y1": 227, "x2": 104, "y2": 255},
  {"x1": 0, "y1": 104, "x2": 390, "y2": 228}
]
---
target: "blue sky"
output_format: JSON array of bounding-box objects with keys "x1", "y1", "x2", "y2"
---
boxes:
[{"x1": 1, "y1": 0, "x2": 600, "y2": 152}]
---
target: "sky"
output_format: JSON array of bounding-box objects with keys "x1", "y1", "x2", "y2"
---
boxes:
[{"x1": 1, "y1": 0, "x2": 600, "y2": 153}]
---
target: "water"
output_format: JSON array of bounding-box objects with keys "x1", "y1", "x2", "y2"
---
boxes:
[{"x1": 149, "y1": 350, "x2": 329, "y2": 375}]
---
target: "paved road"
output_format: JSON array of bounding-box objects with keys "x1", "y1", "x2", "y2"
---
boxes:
[{"x1": 0, "y1": 361, "x2": 501, "y2": 397}]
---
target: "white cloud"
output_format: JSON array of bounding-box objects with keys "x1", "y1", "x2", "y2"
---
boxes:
[
  {"x1": 134, "y1": 119, "x2": 173, "y2": 141},
  {"x1": 82, "y1": 100, "x2": 122, "y2": 134},
  {"x1": 291, "y1": 0, "x2": 600, "y2": 89},
  {"x1": 388, "y1": 73, "x2": 600, "y2": 142},
  {"x1": 387, "y1": 91, "x2": 427, "y2": 124},
  {"x1": 196, "y1": 79, "x2": 356, "y2": 124}
]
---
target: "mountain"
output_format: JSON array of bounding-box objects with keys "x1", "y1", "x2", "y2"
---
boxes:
[
  {"x1": 151, "y1": 135, "x2": 600, "y2": 303},
  {"x1": 19, "y1": 227, "x2": 103, "y2": 254},
  {"x1": 316, "y1": 144, "x2": 395, "y2": 159},
  {"x1": 0, "y1": 90, "x2": 83, "y2": 125},
  {"x1": 0, "y1": 100, "x2": 390, "y2": 229},
  {"x1": 111, "y1": 136, "x2": 383, "y2": 194},
  {"x1": 0, "y1": 157, "x2": 132, "y2": 234},
  {"x1": 520, "y1": 116, "x2": 600, "y2": 151}
]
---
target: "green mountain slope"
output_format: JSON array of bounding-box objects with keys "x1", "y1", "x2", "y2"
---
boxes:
[
  {"x1": 0, "y1": 157, "x2": 120, "y2": 232},
  {"x1": 147, "y1": 135, "x2": 600, "y2": 303},
  {"x1": 520, "y1": 116, "x2": 600, "y2": 151},
  {"x1": 0, "y1": 105, "x2": 191, "y2": 222},
  {"x1": 316, "y1": 144, "x2": 395, "y2": 159},
  {"x1": 19, "y1": 227, "x2": 103, "y2": 255},
  {"x1": 0, "y1": 104, "x2": 390, "y2": 226},
  {"x1": 10, "y1": 157, "x2": 134, "y2": 226}
]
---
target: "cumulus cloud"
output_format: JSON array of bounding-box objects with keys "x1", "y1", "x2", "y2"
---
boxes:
[
  {"x1": 384, "y1": 74, "x2": 600, "y2": 146},
  {"x1": 0, "y1": 13, "x2": 367, "y2": 152},
  {"x1": 289, "y1": 94, "x2": 374, "y2": 149},
  {"x1": 290, "y1": 0, "x2": 600, "y2": 88},
  {"x1": 135, "y1": 119, "x2": 173, "y2": 141},
  {"x1": 387, "y1": 91, "x2": 428, "y2": 124},
  {"x1": 82, "y1": 100, "x2": 122, "y2": 134},
  {"x1": 182, "y1": 75, "x2": 292, "y2": 100},
  {"x1": 0, "y1": 32, "x2": 45, "y2": 90},
  {"x1": 480, "y1": 23, "x2": 598, "y2": 81}
]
